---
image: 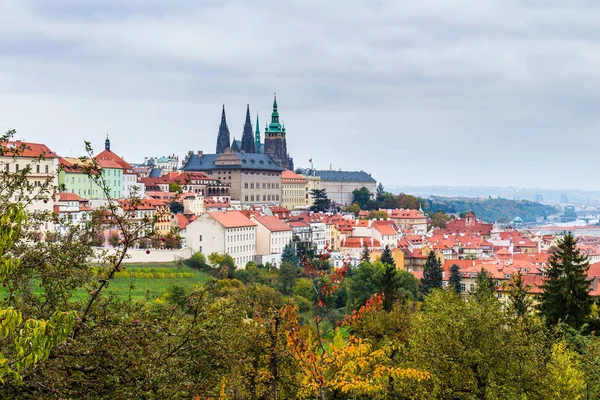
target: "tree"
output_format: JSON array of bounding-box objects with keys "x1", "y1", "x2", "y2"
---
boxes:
[
  {"x1": 539, "y1": 232, "x2": 592, "y2": 329},
  {"x1": 352, "y1": 186, "x2": 372, "y2": 210},
  {"x1": 472, "y1": 268, "x2": 497, "y2": 300},
  {"x1": 347, "y1": 202, "x2": 361, "y2": 217},
  {"x1": 505, "y1": 271, "x2": 533, "y2": 317},
  {"x1": 281, "y1": 243, "x2": 298, "y2": 267},
  {"x1": 108, "y1": 232, "x2": 121, "y2": 247},
  {"x1": 448, "y1": 264, "x2": 462, "y2": 294},
  {"x1": 380, "y1": 245, "x2": 394, "y2": 267},
  {"x1": 187, "y1": 251, "x2": 208, "y2": 270},
  {"x1": 397, "y1": 193, "x2": 422, "y2": 210},
  {"x1": 168, "y1": 182, "x2": 182, "y2": 192},
  {"x1": 368, "y1": 210, "x2": 388, "y2": 220},
  {"x1": 421, "y1": 251, "x2": 443, "y2": 295},
  {"x1": 208, "y1": 252, "x2": 236, "y2": 279},
  {"x1": 277, "y1": 261, "x2": 297, "y2": 295},
  {"x1": 377, "y1": 192, "x2": 398, "y2": 210},
  {"x1": 376, "y1": 182, "x2": 384, "y2": 200},
  {"x1": 360, "y1": 242, "x2": 370, "y2": 263},
  {"x1": 430, "y1": 211, "x2": 452, "y2": 229},
  {"x1": 169, "y1": 201, "x2": 183, "y2": 214},
  {"x1": 309, "y1": 189, "x2": 331, "y2": 213}
]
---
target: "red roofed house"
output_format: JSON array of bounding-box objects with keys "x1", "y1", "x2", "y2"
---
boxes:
[
  {"x1": 443, "y1": 212, "x2": 493, "y2": 237},
  {"x1": 387, "y1": 209, "x2": 428, "y2": 234},
  {"x1": 186, "y1": 210, "x2": 257, "y2": 267},
  {"x1": 1, "y1": 140, "x2": 59, "y2": 213},
  {"x1": 53, "y1": 192, "x2": 93, "y2": 234},
  {"x1": 96, "y1": 136, "x2": 145, "y2": 198},
  {"x1": 252, "y1": 215, "x2": 293, "y2": 266}
]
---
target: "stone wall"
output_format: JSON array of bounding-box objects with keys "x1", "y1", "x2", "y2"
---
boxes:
[{"x1": 94, "y1": 247, "x2": 194, "y2": 264}]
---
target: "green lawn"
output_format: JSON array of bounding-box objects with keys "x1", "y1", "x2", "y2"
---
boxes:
[{"x1": 71, "y1": 262, "x2": 211, "y2": 302}]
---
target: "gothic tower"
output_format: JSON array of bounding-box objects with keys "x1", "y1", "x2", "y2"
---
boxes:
[
  {"x1": 240, "y1": 104, "x2": 256, "y2": 153},
  {"x1": 264, "y1": 93, "x2": 293, "y2": 170},
  {"x1": 255, "y1": 113, "x2": 261, "y2": 153},
  {"x1": 216, "y1": 105, "x2": 231, "y2": 154}
]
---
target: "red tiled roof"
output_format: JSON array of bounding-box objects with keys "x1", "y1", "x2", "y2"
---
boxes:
[
  {"x1": 340, "y1": 237, "x2": 381, "y2": 248},
  {"x1": 95, "y1": 149, "x2": 133, "y2": 170},
  {"x1": 57, "y1": 192, "x2": 85, "y2": 202},
  {"x1": 3, "y1": 141, "x2": 58, "y2": 158},
  {"x1": 253, "y1": 215, "x2": 292, "y2": 232},
  {"x1": 174, "y1": 214, "x2": 190, "y2": 230},
  {"x1": 281, "y1": 170, "x2": 307, "y2": 182},
  {"x1": 209, "y1": 211, "x2": 256, "y2": 228}
]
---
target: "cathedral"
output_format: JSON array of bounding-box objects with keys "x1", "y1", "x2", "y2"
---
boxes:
[{"x1": 215, "y1": 94, "x2": 294, "y2": 170}]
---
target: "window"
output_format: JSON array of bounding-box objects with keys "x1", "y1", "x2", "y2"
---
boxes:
[
  {"x1": 36, "y1": 165, "x2": 40, "y2": 173},
  {"x1": 250, "y1": 183, "x2": 254, "y2": 189},
  {"x1": 15, "y1": 164, "x2": 19, "y2": 172},
  {"x1": 45, "y1": 165, "x2": 49, "y2": 173},
  {"x1": 4, "y1": 164, "x2": 8, "y2": 172},
  {"x1": 199, "y1": 235, "x2": 203, "y2": 241},
  {"x1": 245, "y1": 183, "x2": 248, "y2": 189},
  {"x1": 245, "y1": 196, "x2": 248, "y2": 201}
]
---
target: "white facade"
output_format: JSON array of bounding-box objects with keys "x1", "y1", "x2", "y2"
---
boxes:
[
  {"x1": 186, "y1": 213, "x2": 257, "y2": 267},
  {"x1": 254, "y1": 219, "x2": 292, "y2": 257},
  {"x1": 123, "y1": 173, "x2": 145, "y2": 198},
  {"x1": 310, "y1": 222, "x2": 327, "y2": 252}
]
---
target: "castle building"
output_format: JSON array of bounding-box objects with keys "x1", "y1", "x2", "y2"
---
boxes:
[
  {"x1": 215, "y1": 94, "x2": 293, "y2": 171},
  {"x1": 263, "y1": 94, "x2": 294, "y2": 170}
]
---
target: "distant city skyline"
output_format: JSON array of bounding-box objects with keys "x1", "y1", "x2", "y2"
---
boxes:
[{"x1": 2, "y1": 1, "x2": 600, "y2": 190}]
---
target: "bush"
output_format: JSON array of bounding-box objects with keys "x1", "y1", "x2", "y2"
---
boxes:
[{"x1": 187, "y1": 251, "x2": 208, "y2": 270}]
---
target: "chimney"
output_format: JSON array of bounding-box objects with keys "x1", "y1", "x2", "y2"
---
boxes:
[
  {"x1": 197, "y1": 151, "x2": 203, "y2": 157},
  {"x1": 359, "y1": 237, "x2": 363, "y2": 247}
]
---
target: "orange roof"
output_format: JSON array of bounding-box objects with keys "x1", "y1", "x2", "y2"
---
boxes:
[
  {"x1": 57, "y1": 192, "x2": 85, "y2": 202},
  {"x1": 373, "y1": 221, "x2": 398, "y2": 236},
  {"x1": 96, "y1": 158, "x2": 123, "y2": 169},
  {"x1": 253, "y1": 215, "x2": 292, "y2": 232},
  {"x1": 209, "y1": 211, "x2": 256, "y2": 228},
  {"x1": 95, "y1": 149, "x2": 133, "y2": 170},
  {"x1": 174, "y1": 214, "x2": 190, "y2": 230},
  {"x1": 281, "y1": 170, "x2": 307, "y2": 183},
  {"x1": 2, "y1": 141, "x2": 58, "y2": 158},
  {"x1": 340, "y1": 237, "x2": 381, "y2": 248}
]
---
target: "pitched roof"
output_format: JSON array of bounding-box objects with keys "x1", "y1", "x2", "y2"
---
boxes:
[
  {"x1": 314, "y1": 170, "x2": 376, "y2": 183},
  {"x1": 2, "y1": 141, "x2": 58, "y2": 158},
  {"x1": 253, "y1": 215, "x2": 292, "y2": 232},
  {"x1": 57, "y1": 192, "x2": 85, "y2": 202},
  {"x1": 96, "y1": 159, "x2": 123, "y2": 169},
  {"x1": 282, "y1": 170, "x2": 307, "y2": 182},
  {"x1": 96, "y1": 149, "x2": 133, "y2": 170},
  {"x1": 173, "y1": 214, "x2": 190, "y2": 230},
  {"x1": 183, "y1": 152, "x2": 284, "y2": 172},
  {"x1": 209, "y1": 210, "x2": 256, "y2": 228}
]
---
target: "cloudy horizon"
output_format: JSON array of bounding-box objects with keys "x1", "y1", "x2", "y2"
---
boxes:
[{"x1": 2, "y1": 1, "x2": 600, "y2": 190}]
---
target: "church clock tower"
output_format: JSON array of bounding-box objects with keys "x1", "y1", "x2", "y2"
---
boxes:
[{"x1": 264, "y1": 93, "x2": 293, "y2": 170}]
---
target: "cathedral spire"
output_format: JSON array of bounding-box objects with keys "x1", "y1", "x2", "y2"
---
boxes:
[
  {"x1": 265, "y1": 92, "x2": 283, "y2": 136},
  {"x1": 105, "y1": 133, "x2": 110, "y2": 151},
  {"x1": 216, "y1": 105, "x2": 231, "y2": 154},
  {"x1": 255, "y1": 113, "x2": 261, "y2": 153},
  {"x1": 241, "y1": 104, "x2": 256, "y2": 153}
]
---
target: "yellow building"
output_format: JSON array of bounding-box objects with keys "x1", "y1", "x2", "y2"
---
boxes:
[
  {"x1": 302, "y1": 172, "x2": 322, "y2": 207},
  {"x1": 281, "y1": 170, "x2": 308, "y2": 210}
]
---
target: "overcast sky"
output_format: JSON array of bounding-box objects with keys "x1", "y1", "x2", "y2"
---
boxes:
[{"x1": 1, "y1": 0, "x2": 600, "y2": 190}]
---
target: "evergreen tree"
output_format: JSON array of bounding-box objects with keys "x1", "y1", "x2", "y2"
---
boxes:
[
  {"x1": 539, "y1": 233, "x2": 592, "y2": 329},
  {"x1": 506, "y1": 271, "x2": 533, "y2": 317},
  {"x1": 376, "y1": 182, "x2": 384, "y2": 200},
  {"x1": 360, "y1": 243, "x2": 370, "y2": 263},
  {"x1": 380, "y1": 261, "x2": 399, "y2": 312},
  {"x1": 472, "y1": 268, "x2": 496, "y2": 300},
  {"x1": 310, "y1": 189, "x2": 331, "y2": 213},
  {"x1": 277, "y1": 261, "x2": 297, "y2": 295},
  {"x1": 421, "y1": 251, "x2": 443, "y2": 295},
  {"x1": 380, "y1": 245, "x2": 394, "y2": 267},
  {"x1": 449, "y1": 264, "x2": 462, "y2": 294},
  {"x1": 281, "y1": 243, "x2": 298, "y2": 267}
]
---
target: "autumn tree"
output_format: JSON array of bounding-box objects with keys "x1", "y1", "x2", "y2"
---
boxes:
[
  {"x1": 421, "y1": 251, "x2": 443, "y2": 295},
  {"x1": 277, "y1": 261, "x2": 297, "y2": 295},
  {"x1": 360, "y1": 242, "x2": 370, "y2": 263},
  {"x1": 539, "y1": 232, "x2": 592, "y2": 329}
]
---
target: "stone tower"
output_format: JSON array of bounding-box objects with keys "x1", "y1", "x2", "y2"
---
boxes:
[
  {"x1": 255, "y1": 113, "x2": 261, "y2": 153},
  {"x1": 216, "y1": 105, "x2": 231, "y2": 154},
  {"x1": 240, "y1": 104, "x2": 256, "y2": 153},
  {"x1": 264, "y1": 93, "x2": 293, "y2": 170}
]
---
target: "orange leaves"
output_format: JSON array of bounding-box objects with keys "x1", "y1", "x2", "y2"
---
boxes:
[{"x1": 343, "y1": 293, "x2": 384, "y2": 327}]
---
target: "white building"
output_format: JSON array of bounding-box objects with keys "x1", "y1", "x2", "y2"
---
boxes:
[
  {"x1": 186, "y1": 210, "x2": 256, "y2": 267},
  {"x1": 252, "y1": 215, "x2": 293, "y2": 263},
  {"x1": 53, "y1": 192, "x2": 93, "y2": 234},
  {"x1": 313, "y1": 170, "x2": 377, "y2": 206},
  {"x1": 309, "y1": 221, "x2": 327, "y2": 252}
]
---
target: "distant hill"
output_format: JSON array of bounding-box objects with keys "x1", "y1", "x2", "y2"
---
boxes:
[{"x1": 423, "y1": 197, "x2": 559, "y2": 223}]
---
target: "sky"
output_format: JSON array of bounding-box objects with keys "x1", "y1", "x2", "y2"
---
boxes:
[{"x1": 1, "y1": 0, "x2": 600, "y2": 190}]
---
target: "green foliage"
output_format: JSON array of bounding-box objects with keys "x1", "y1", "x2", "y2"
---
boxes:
[
  {"x1": 352, "y1": 186, "x2": 373, "y2": 210},
  {"x1": 208, "y1": 252, "x2": 236, "y2": 279},
  {"x1": 309, "y1": 189, "x2": 331, "y2": 212},
  {"x1": 281, "y1": 243, "x2": 298, "y2": 267},
  {"x1": 360, "y1": 243, "x2": 370, "y2": 263},
  {"x1": 169, "y1": 201, "x2": 183, "y2": 214},
  {"x1": 539, "y1": 233, "x2": 592, "y2": 329},
  {"x1": 277, "y1": 261, "x2": 297, "y2": 295},
  {"x1": 187, "y1": 251, "x2": 208, "y2": 270},
  {"x1": 421, "y1": 251, "x2": 442, "y2": 295},
  {"x1": 380, "y1": 245, "x2": 394, "y2": 267},
  {"x1": 425, "y1": 196, "x2": 558, "y2": 223},
  {"x1": 429, "y1": 210, "x2": 452, "y2": 228},
  {"x1": 347, "y1": 202, "x2": 361, "y2": 217},
  {"x1": 168, "y1": 182, "x2": 182, "y2": 192},
  {"x1": 505, "y1": 270, "x2": 533, "y2": 317},
  {"x1": 472, "y1": 268, "x2": 496, "y2": 300},
  {"x1": 448, "y1": 264, "x2": 462, "y2": 294},
  {"x1": 367, "y1": 210, "x2": 388, "y2": 220}
]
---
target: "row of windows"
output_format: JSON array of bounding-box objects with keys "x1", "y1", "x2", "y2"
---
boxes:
[
  {"x1": 5, "y1": 164, "x2": 50, "y2": 173},
  {"x1": 227, "y1": 244, "x2": 255, "y2": 254},
  {"x1": 243, "y1": 171, "x2": 278, "y2": 176},
  {"x1": 244, "y1": 182, "x2": 280, "y2": 189},
  {"x1": 244, "y1": 194, "x2": 280, "y2": 202},
  {"x1": 227, "y1": 233, "x2": 253, "y2": 242}
]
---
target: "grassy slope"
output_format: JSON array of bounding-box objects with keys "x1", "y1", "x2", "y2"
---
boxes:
[{"x1": 71, "y1": 262, "x2": 211, "y2": 302}]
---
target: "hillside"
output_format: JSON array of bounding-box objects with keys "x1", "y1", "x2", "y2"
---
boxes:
[{"x1": 424, "y1": 197, "x2": 559, "y2": 223}]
